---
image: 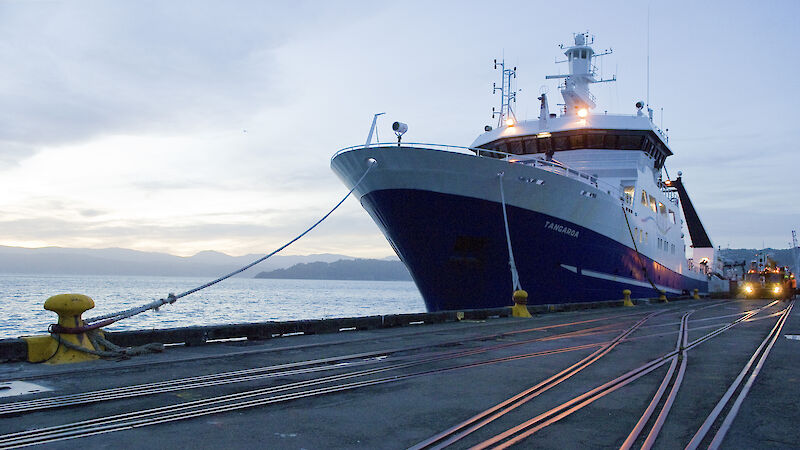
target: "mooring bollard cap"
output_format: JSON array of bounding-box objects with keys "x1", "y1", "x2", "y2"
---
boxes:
[
  {"x1": 44, "y1": 294, "x2": 95, "y2": 315},
  {"x1": 623, "y1": 289, "x2": 631, "y2": 295},
  {"x1": 512, "y1": 289, "x2": 528, "y2": 300},
  {"x1": 511, "y1": 289, "x2": 532, "y2": 317}
]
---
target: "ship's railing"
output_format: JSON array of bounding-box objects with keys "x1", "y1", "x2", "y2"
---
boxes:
[
  {"x1": 333, "y1": 142, "x2": 492, "y2": 159},
  {"x1": 512, "y1": 156, "x2": 621, "y2": 197},
  {"x1": 334, "y1": 142, "x2": 623, "y2": 200}
]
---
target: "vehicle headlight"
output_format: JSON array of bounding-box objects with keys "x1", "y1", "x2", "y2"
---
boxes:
[
  {"x1": 773, "y1": 286, "x2": 781, "y2": 294},
  {"x1": 744, "y1": 285, "x2": 753, "y2": 293}
]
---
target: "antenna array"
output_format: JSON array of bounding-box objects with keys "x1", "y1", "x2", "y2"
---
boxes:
[{"x1": 492, "y1": 59, "x2": 518, "y2": 128}]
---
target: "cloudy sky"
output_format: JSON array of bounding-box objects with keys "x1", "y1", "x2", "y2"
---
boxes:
[{"x1": 0, "y1": 0, "x2": 798, "y2": 258}]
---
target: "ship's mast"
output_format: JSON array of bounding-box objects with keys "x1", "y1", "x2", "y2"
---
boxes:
[
  {"x1": 546, "y1": 32, "x2": 615, "y2": 115},
  {"x1": 492, "y1": 58, "x2": 518, "y2": 128}
]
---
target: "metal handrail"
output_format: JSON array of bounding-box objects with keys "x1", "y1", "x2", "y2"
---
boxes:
[
  {"x1": 332, "y1": 142, "x2": 622, "y2": 199},
  {"x1": 332, "y1": 142, "x2": 506, "y2": 160},
  {"x1": 512, "y1": 157, "x2": 621, "y2": 196}
]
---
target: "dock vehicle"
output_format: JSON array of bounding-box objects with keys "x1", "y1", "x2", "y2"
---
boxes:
[{"x1": 740, "y1": 266, "x2": 794, "y2": 300}]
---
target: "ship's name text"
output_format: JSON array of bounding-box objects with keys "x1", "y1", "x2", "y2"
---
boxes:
[{"x1": 544, "y1": 221, "x2": 580, "y2": 238}]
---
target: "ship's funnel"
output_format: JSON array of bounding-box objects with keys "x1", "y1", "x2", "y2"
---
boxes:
[{"x1": 672, "y1": 177, "x2": 713, "y2": 248}]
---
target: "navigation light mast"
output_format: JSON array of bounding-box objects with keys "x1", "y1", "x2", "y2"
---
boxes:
[{"x1": 492, "y1": 58, "x2": 518, "y2": 128}]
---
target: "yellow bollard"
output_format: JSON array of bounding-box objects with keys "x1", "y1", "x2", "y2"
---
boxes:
[
  {"x1": 659, "y1": 290, "x2": 668, "y2": 303},
  {"x1": 511, "y1": 290, "x2": 532, "y2": 318},
  {"x1": 693, "y1": 289, "x2": 700, "y2": 300},
  {"x1": 23, "y1": 294, "x2": 102, "y2": 364},
  {"x1": 623, "y1": 289, "x2": 634, "y2": 307}
]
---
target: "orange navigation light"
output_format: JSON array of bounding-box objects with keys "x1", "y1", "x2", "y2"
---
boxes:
[
  {"x1": 664, "y1": 180, "x2": 672, "y2": 186},
  {"x1": 577, "y1": 108, "x2": 588, "y2": 118},
  {"x1": 506, "y1": 118, "x2": 515, "y2": 127}
]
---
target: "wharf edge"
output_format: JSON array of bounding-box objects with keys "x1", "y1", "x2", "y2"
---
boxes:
[{"x1": 0, "y1": 295, "x2": 685, "y2": 363}]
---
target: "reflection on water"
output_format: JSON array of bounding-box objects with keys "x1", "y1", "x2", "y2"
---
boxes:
[{"x1": 0, "y1": 274, "x2": 426, "y2": 339}]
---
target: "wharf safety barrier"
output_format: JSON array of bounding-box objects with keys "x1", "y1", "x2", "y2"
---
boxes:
[{"x1": 0, "y1": 296, "x2": 691, "y2": 363}]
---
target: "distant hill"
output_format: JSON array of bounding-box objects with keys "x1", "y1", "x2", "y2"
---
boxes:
[
  {"x1": 4, "y1": 244, "x2": 794, "y2": 279},
  {"x1": 719, "y1": 248, "x2": 798, "y2": 271},
  {"x1": 254, "y1": 259, "x2": 412, "y2": 281},
  {"x1": 0, "y1": 245, "x2": 358, "y2": 277}
]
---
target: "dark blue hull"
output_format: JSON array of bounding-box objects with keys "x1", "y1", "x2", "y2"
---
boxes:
[{"x1": 361, "y1": 189, "x2": 707, "y2": 312}]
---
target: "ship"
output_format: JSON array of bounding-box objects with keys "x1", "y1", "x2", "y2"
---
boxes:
[{"x1": 331, "y1": 32, "x2": 714, "y2": 312}]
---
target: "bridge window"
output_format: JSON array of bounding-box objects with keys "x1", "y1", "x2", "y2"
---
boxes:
[
  {"x1": 568, "y1": 134, "x2": 586, "y2": 149},
  {"x1": 478, "y1": 130, "x2": 669, "y2": 162},
  {"x1": 587, "y1": 133, "x2": 604, "y2": 148},
  {"x1": 554, "y1": 136, "x2": 569, "y2": 151},
  {"x1": 623, "y1": 186, "x2": 635, "y2": 206},
  {"x1": 641, "y1": 190, "x2": 649, "y2": 206},
  {"x1": 618, "y1": 135, "x2": 645, "y2": 150},
  {"x1": 649, "y1": 195, "x2": 657, "y2": 213},
  {"x1": 658, "y1": 202, "x2": 666, "y2": 215},
  {"x1": 537, "y1": 137, "x2": 551, "y2": 153},
  {"x1": 668, "y1": 210, "x2": 676, "y2": 224},
  {"x1": 506, "y1": 139, "x2": 524, "y2": 155},
  {"x1": 603, "y1": 134, "x2": 619, "y2": 148}
]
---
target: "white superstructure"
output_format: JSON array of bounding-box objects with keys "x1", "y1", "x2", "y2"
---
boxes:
[{"x1": 471, "y1": 33, "x2": 710, "y2": 279}]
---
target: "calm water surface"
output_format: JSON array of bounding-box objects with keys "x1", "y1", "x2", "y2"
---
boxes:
[{"x1": 0, "y1": 274, "x2": 426, "y2": 339}]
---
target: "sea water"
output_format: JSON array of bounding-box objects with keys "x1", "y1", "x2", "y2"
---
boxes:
[{"x1": 0, "y1": 274, "x2": 426, "y2": 339}]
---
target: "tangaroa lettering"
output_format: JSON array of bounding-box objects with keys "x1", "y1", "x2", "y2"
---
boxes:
[{"x1": 544, "y1": 220, "x2": 580, "y2": 238}]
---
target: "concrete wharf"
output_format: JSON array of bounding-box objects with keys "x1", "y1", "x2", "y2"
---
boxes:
[{"x1": 0, "y1": 298, "x2": 796, "y2": 449}]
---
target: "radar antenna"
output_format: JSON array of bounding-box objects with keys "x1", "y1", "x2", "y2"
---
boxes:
[{"x1": 492, "y1": 58, "x2": 518, "y2": 128}]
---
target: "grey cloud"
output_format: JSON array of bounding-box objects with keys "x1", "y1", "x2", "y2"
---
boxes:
[
  {"x1": 699, "y1": 209, "x2": 800, "y2": 250},
  {"x1": 130, "y1": 179, "x2": 224, "y2": 192},
  {"x1": 79, "y1": 209, "x2": 106, "y2": 217},
  {"x1": 0, "y1": 142, "x2": 36, "y2": 168},
  {"x1": 0, "y1": 1, "x2": 367, "y2": 161},
  {"x1": 0, "y1": 201, "x2": 381, "y2": 246}
]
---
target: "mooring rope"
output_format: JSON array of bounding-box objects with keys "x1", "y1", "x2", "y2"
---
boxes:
[
  {"x1": 48, "y1": 331, "x2": 164, "y2": 359},
  {"x1": 82, "y1": 160, "x2": 378, "y2": 327},
  {"x1": 621, "y1": 206, "x2": 661, "y2": 295},
  {"x1": 498, "y1": 172, "x2": 522, "y2": 292}
]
